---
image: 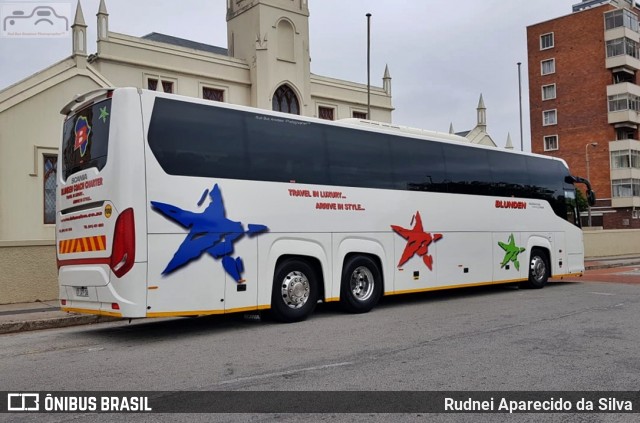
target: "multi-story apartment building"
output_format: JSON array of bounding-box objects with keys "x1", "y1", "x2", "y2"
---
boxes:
[{"x1": 528, "y1": 0, "x2": 640, "y2": 229}]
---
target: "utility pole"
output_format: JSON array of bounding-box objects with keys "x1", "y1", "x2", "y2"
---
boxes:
[
  {"x1": 367, "y1": 13, "x2": 371, "y2": 119},
  {"x1": 585, "y1": 142, "x2": 598, "y2": 227},
  {"x1": 517, "y1": 62, "x2": 523, "y2": 151}
]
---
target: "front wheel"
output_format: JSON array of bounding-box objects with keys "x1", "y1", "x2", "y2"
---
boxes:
[
  {"x1": 340, "y1": 256, "x2": 382, "y2": 313},
  {"x1": 522, "y1": 249, "x2": 549, "y2": 289},
  {"x1": 271, "y1": 259, "x2": 319, "y2": 323}
]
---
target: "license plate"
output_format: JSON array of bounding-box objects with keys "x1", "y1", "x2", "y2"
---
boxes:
[{"x1": 76, "y1": 287, "x2": 89, "y2": 297}]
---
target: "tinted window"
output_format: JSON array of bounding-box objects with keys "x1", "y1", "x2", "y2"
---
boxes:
[
  {"x1": 62, "y1": 99, "x2": 111, "y2": 180},
  {"x1": 391, "y1": 138, "x2": 447, "y2": 192},
  {"x1": 444, "y1": 144, "x2": 493, "y2": 195},
  {"x1": 326, "y1": 127, "x2": 394, "y2": 189},
  {"x1": 527, "y1": 157, "x2": 565, "y2": 215},
  {"x1": 148, "y1": 99, "x2": 248, "y2": 180},
  {"x1": 245, "y1": 115, "x2": 327, "y2": 184},
  {"x1": 147, "y1": 98, "x2": 572, "y2": 221},
  {"x1": 489, "y1": 151, "x2": 531, "y2": 198}
]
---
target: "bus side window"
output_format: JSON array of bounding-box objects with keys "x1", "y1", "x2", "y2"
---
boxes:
[
  {"x1": 564, "y1": 189, "x2": 580, "y2": 227},
  {"x1": 325, "y1": 127, "x2": 394, "y2": 189},
  {"x1": 148, "y1": 99, "x2": 249, "y2": 180},
  {"x1": 245, "y1": 116, "x2": 327, "y2": 184},
  {"x1": 390, "y1": 137, "x2": 446, "y2": 192},
  {"x1": 489, "y1": 151, "x2": 530, "y2": 198},
  {"x1": 444, "y1": 145, "x2": 493, "y2": 196}
]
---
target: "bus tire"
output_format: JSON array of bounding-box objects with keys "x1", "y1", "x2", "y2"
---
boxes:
[
  {"x1": 271, "y1": 258, "x2": 319, "y2": 323},
  {"x1": 340, "y1": 255, "x2": 382, "y2": 313},
  {"x1": 522, "y1": 249, "x2": 549, "y2": 289}
]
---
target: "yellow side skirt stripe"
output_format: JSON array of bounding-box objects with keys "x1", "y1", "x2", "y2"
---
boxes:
[
  {"x1": 146, "y1": 304, "x2": 271, "y2": 318},
  {"x1": 63, "y1": 273, "x2": 583, "y2": 319},
  {"x1": 62, "y1": 307, "x2": 123, "y2": 318}
]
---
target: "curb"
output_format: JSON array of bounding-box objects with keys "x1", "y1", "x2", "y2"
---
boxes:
[
  {"x1": 0, "y1": 314, "x2": 120, "y2": 335},
  {"x1": 585, "y1": 261, "x2": 640, "y2": 271}
]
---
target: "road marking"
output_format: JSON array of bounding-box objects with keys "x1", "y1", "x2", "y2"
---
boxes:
[
  {"x1": 216, "y1": 361, "x2": 354, "y2": 386},
  {"x1": 588, "y1": 292, "x2": 616, "y2": 296}
]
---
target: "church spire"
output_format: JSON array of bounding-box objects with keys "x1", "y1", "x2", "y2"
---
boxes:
[
  {"x1": 505, "y1": 132, "x2": 514, "y2": 150},
  {"x1": 477, "y1": 93, "x2": 487, "y2": 130},
  {"x1": 97, "y1": 0, "x2": 109, "y2": 41},
  {"x1": 72, "y1": 1, "x2": 87, "y2": 56},
  {"x1": 383, "y1": 64, "x2": 392, "y2": 96}
]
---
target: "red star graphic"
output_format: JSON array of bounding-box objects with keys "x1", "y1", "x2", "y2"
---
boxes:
[{"x1": 391, "y1": 211, "x2": 442, "y2": 271}]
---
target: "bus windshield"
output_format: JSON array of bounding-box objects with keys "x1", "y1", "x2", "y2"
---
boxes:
[{"x1": 61, "y1": 98, "x2": 111, "y2": 180}]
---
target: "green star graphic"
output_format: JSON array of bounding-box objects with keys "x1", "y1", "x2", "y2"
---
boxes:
[
  {"x1": 498, "y1": 234, "x2": 526, "y2": 271},
  {"x1": 99, "y1": 106, "x2": 109, "y2": 123}
]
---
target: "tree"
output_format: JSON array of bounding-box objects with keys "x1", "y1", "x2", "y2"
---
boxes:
[{"x1": 575, "y1": 189, "x2": 588, "y2": 213}]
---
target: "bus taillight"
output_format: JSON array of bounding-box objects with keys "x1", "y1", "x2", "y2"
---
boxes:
[{"x1": 111, "y1": 208, "x2": 135, "y2": 278}]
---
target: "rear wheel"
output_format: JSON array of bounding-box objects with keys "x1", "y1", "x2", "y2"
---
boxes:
[
  {"x1": 271, "y1": 259, "x2": 319, "y2": 323},
  {"x1": 522, "y1": 249, "x2": 549, "y2": 289},
  {"x1": 340, "y1": 256, "x2": 382, "y2": 313}
]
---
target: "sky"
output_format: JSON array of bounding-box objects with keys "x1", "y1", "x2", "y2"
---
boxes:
[{"x1": 0, "y1": 0, "x2": 580, "y2": 150}]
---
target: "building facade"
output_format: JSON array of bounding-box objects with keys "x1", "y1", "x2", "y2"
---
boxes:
[
  {"x1": 527, "y1": 0, "x2": 640, "y2": 229},
  {"x1": 0, "y1": 0, "x2": 394, "y2": 303},
  {"x1": 0, "y1": 0, "x2": 502, "y2": 304}
]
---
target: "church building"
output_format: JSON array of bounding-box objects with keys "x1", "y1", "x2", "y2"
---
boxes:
[
  {"x1": 0, "y1": 0, "x2": 499, "y2": 303},
  {"x1": 0, "y1": 0, "x2": 393, "y2": 303}
]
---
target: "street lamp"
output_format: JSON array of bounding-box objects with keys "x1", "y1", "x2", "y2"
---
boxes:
[
  {"x1": 517, "y1": 62, "x2": 523, "y2": 151},
  {"x1": 585, "y1": 142, "x2": 598, "y2": 227}
]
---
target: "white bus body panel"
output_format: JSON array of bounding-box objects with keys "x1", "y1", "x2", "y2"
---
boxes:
[
  {"x1": 59, "y1": 88, "x2": 586, "y2": 319},
  {"x1": 57, "y1": 88, "x2": 148, "y2": 317}
]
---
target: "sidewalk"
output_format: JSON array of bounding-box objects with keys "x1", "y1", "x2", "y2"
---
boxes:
[
  {"x1": 0, "y1": 300, "x2": 118, "y2": 335},
  {"x1": 2, "y1": 255, "x2": 640, "y2": 335}
]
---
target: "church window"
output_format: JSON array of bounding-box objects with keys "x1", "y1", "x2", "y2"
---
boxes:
[
  {"x1": 203, "y1": 87, "x2": 225, "y2": 102},
  {"x1": 146, "y1": 76, "x2": 176, "y2": 93},
  {"x1": 319, "y1": 106, "x2": 335, "y2": 120},
  {"x1": 272, "y1": 85, "x2": 300, "y2": 115},
  {"x1": 43, "y1": 155, "x2": 57, "y2": 224},
  {"x1": 162, "y1": 81, "x2": 174, "y2": 94}
]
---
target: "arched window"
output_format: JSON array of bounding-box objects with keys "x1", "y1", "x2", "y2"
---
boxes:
[
  {"x1": 277, "y1": 19, "x2": 295, "y2": 61},
  {"x1": 272, "y1": 84, "x2": 300, "y2": 115}
]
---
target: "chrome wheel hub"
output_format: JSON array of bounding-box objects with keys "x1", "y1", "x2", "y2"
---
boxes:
[
  {"x1": 530, "y1": 256, "x2": 546, "y2": 282},
  {"x1": 281, "y1": 271, "x2": 310, "y2": 309},
  {"x1": 350, "y1": 266, "x2": 374, "y2": 302}
]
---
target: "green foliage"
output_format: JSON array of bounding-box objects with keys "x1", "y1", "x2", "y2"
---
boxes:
[{"x1": 576, "y1": 189, "x2": 588, "y2": 212}]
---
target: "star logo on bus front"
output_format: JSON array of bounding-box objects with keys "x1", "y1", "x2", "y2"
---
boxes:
[
  {"x1": 74, "y1": 116, "x2": 91, "y2": 157},
  {"x1": 151, "y1": 184, "x2": 269, "y2": 283},
  {"x1": 391, "y1": 211, "x2": 442, "y2": 271}
]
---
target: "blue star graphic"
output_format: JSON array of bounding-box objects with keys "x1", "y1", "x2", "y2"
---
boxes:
[{"x1": 151, "y1": 184, "x2": 268, "y2": 283}]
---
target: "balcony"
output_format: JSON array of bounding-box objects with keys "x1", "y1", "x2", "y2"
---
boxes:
[
  {"x1": 605, "y1": 27, "x2": 640, "y2": 44},
  {"x1": 608, "y1": 84, "x2": 640, "y2": 124},
  {"x1": 610, "y1": 139, "x2": 640, "y2": 207},
  {"x1": 606, "y1": 37, "x2": 640, "y2": 70}
]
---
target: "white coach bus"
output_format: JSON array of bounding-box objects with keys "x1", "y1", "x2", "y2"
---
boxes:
[{"x1": 56, "y1": 88, "x2": 595, "y2": 322}]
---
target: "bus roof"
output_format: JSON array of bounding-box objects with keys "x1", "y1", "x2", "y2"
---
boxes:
[{"x1": 336, "y1": 118, "x2": 470, "y2": 144}]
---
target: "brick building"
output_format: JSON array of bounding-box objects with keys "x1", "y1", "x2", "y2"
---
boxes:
[{"x1": 527, "y1": 0, "x2": 640, "y2": 229}]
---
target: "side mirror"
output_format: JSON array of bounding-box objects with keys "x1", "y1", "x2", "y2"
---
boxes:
[{"x1": 587, "y1": 190, "x2": 596, "y2": 207}]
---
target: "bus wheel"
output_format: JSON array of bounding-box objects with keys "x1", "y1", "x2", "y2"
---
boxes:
[
  {"x1": 522, "y1": 249, "x2": 549, "y2": 289},
  {"x1": 271, "y1": 259, "x2": 319, "y2": 323},
  {"x1": 340, "y1": 256, "x2": 382, "y2": 313}
]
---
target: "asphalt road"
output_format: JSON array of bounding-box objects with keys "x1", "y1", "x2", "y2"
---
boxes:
[{"x1": 2, "y1": 278, "x2": 640, "y2": 423}]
